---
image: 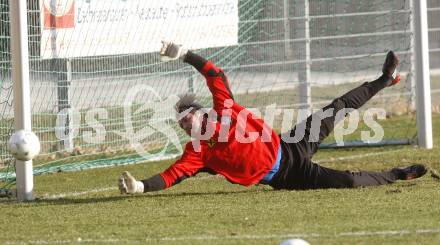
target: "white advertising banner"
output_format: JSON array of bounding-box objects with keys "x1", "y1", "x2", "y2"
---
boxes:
[{"x1": 40, "y1": 0, "x2": 238, "y2": 59}]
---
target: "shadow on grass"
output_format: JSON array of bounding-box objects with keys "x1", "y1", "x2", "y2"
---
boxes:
[
  {"x1": 0, "y1": 188, "x2": 274, "y2": 206},
  {"x1": 0, "y1": 181, "x2": 426, "y2": 206}
]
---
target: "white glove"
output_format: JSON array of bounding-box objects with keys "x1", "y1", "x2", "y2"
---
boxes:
[
  {"x1": 118, "y1": 171, "x2": 144, "y2": 194},
  {"x1": 160, "y1": 41, "x2": 188, "y2": 61}
]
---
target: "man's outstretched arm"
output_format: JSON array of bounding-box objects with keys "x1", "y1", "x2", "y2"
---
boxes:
[
  {"x1": 118, "y1": 142, "x2": 205, "y2": 194},
  {"x1": 160, "y1": 41, "x2": 234, "y2": 112}
]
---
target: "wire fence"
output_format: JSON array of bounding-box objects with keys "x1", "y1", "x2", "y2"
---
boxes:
[{"x1": 0, "y1": 0, "x2": 438, "y2": 178}]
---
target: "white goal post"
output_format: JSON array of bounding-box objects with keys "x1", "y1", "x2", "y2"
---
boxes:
[
  {"x1": 9, "y1": 0, "x2": 34, "y2": 201},
  {"x1": 413, "y1": 0, "x2": 433, "y2": 149}
]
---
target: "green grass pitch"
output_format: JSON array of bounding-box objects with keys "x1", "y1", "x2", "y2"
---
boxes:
[{"x1": 1, "y1": 115, "x2": 440, "y2": 245}]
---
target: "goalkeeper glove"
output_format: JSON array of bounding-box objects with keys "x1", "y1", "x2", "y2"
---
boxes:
[
  {"x1": 118, "y1": 171, "x2": 144, "y2": 194},
  {"x1": 160, "y1": 41, "x2": 188, "y2": 61}
]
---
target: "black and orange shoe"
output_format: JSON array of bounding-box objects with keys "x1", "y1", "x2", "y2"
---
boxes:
[
  {"x1": 382, "y1": 51, "x2": 400, "y2": 86},
  {"x1": 391, "y1": 164, "x2": 428, "y2": 180}
]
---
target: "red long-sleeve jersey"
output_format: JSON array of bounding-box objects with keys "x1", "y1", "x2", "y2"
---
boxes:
[{"x1": 159, "y1": 51, "x2": 281, "y2": 188}]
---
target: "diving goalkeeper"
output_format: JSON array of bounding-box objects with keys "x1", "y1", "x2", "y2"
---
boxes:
[{"x1": 118, "y1": 41, "x2": 427, "y2": 194}]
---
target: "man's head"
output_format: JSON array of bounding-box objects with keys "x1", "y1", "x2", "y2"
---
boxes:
[{"x1": 175, "y1": 94, "x2": 206, "y2": 137}]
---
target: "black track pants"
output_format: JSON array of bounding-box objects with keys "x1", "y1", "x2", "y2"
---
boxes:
[{"x1": 269, "y1": 75, "x2": 397, "y2": 190}]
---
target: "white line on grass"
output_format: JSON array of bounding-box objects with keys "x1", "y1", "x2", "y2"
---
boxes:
[
  {"x1": 41, "y1": 187, "x2": 117, "y2": 200},
  {"x1": 143, "y1": 229, "x2": 440, "y2": 241},
  {"x1": 6, "y1": 228, "x2": 440, "y2": 244},
  {"x1": 5, "y1": 238, "x2": 126, "y2": 244},
  {"x1": 41, "y1": 149, "x2": 406, "y2": 199},
  {"x1": 41, "y1": 176, "x2": 219, "y2": 200}
]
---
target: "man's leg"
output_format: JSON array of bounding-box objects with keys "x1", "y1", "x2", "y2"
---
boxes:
[
  {"x1": 308, "y1": 162, "x2": 427, "y2": 189},
  {"x1": 287, "y1": 51, "x2": 400, "y2": 157},
  {"x1": 269, "y1": 141, "x2": 427, "y2": 190},
  {"x1": 271, "y1": 156, "x2": 396, "y2": 189},
  {"x1": 312, "y1": 164, "x2": 396, "y2": 189}
]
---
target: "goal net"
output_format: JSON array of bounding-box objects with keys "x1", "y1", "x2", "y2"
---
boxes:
[{"x1": 0, "y1": 0, "x2": 436, "y2": 188}]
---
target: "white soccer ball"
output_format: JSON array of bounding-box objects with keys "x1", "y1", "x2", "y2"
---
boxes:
[
  {"x1": 280, "y1": 238, "x2": 310, "y2": 245},
  {"x1": 8, "y1": 130, "x2": 41, "y2": 161}
]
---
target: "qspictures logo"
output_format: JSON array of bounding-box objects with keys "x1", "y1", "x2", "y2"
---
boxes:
[
  {"x1": 55, "y1": 85, "x2": 389, "y2": 156},
  {"x1": 43, "y1": 0, "x2": 75, "y2": 29}
]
